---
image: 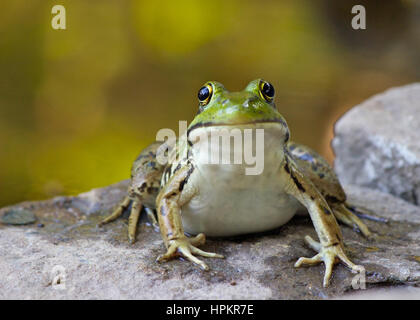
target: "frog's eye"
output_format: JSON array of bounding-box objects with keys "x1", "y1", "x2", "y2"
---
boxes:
[
  {"x1": 259, "y1": 80, "x2": 275, "y2": 102},
  {"x1": 198, "y1": 83, "x2": 213, "y2": 106}
]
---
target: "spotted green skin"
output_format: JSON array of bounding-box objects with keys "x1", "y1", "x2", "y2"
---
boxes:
[
  {"x1": 101, "y1": 79, "x2": 370, "y2": 288},
  {"x1": 190, "y1": 80, "x2": 287, "y2": 129}
]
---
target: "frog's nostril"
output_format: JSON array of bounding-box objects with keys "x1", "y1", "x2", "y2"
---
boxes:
[
  {"x1": 243, "y1": 98, "x2": 252, "y2": 108},
  {"x1": 222, "y1": 99, "x2": 229, "y2": 105},
  {"x1": 243, "y1": 96, "x2": 259, "y2": 108}
]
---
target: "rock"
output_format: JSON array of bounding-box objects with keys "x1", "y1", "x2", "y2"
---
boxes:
[
  {"x1": 0, "y1": 181, "x2": 419, "y2": 299},
  {"x1": 332, "y1": 83, "x2": 420, "y2": 206},
  {"x1": 337, "y1": 286, "x2": 420, "y2": 300},
  {"x1": 1, "y1": 208, "x2": 37, "y2": 225}
]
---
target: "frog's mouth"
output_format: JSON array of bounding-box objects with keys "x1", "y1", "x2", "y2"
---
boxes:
[
  {"x1": 187, "y1": 120, "x2": 290, "y2": 146},
  {"x1": 187, "y1": 118, "x2": 288, "y2": 138}
]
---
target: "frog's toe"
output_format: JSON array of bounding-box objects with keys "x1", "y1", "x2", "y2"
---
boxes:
[
  {"x1": 294, "y1": 253, "x2": 323, "y2": 268},
  {"x1": 296, "y1": 235, "x2": 364, "y2": 287},
  {"x1": 189, "y1": 233, "x2": 206, "y2": 246},
  {"x1": 128, "y1": 200, "x2": 142, "y2": 243},
  {"x1": 294, "y1": 253, "x2": 334, "y2": 287},
  {"x1": 156, "y1": 236, "x2": 223, "y2": 271},
  {"x1": 144, "y1": 207, "x2": 160, "y2": 231},
  {"x1": 178, "y1": 246, "x2": 210, "y2": 270},
  {"x1": 303, "y1": 235, "x2": 321, "y2": 251},
  {"x1": 321, "y1": 251, "x2": 338, "y2": 287},
  {"x1": 190, "y1": 246, "x2": 224, "y2": 259},
  {"x1": 294, "y1": 250, "x2": 336, "y2": 287},
  {"x1": 334, "y1": 247, "x2": 364, "y2": 273},
  {"x1": 179, "y1": 245, "x2": 224, "y2": 270},
  {"x1": 98, "y1": 196, "x2": 131, "y2": 227},
  {"x1": 333, "y1": 204, "x2": 372, "y2": 238},
  {"x1": 156, "y1": 244, "x2": 178, "y2": 263}
]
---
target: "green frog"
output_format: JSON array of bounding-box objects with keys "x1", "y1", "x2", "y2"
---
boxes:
[{"x1": 99, "y1": 79, "x2": 371, "y2": 287}]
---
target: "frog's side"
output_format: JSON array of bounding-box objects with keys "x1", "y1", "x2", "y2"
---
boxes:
[{"x1": 100, "y1": 79, "x2": 370, "y2": 287}]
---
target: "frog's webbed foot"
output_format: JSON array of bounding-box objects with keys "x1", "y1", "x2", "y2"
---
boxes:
[
  {"x1": 156, "y1": 233, "x2": 224, "y2": 270},
  {"x1": 99, "y1": 196, "x2": 157, "y2": 244},
  {"x1": 295, "y1": 235, "x2": 364, "y2": 288},
  {"x1": 332, "y1": 204, "x2": 372, "y2": 238}
]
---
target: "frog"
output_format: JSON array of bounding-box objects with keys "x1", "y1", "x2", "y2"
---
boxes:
[{"x1": 99, "y1": 79, "x2": 372, "y2": 287}]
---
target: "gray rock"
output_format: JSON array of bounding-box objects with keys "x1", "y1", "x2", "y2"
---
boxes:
[
  {"x1": 332, "y1": 83, "x2": 420, "y2": 205},
  {"x1": 0, "y1": 181, "x2": 419, "y2": 299},
  {"x1": 1, "y1": 209, "x2": 37, "y2": 225}
]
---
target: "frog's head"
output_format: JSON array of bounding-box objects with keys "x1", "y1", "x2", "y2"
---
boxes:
[{"x1": 187, "y1": 79, "x2": 290, "y2": 142}]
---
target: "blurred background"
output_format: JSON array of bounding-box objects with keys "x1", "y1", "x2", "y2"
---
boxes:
[{"x1": 0, "y1": 0, "x2": 419, "y2": 207}]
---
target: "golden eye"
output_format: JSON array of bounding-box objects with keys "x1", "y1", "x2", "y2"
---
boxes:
[
  {"x1": 259, "y1": 80, "x2": 275, "y2": 102},
  {"x1": 198, "y1": 83, "x2": 213, "y2": 106}
]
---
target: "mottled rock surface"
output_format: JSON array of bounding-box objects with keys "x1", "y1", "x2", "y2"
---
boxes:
[
  {"x1": 0, "y1": 181, "x2": 419, "y2": 299},
  {"x1": 332, "y1": 83, "x2": 420, "y2": 205}
]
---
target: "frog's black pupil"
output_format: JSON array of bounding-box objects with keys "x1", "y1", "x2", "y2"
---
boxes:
[
  {"x1": 198, "y1": 86, "x2": 210, "y2": 101},
  {"x1": 262, "y1": 82, "x2": 274, "y2": 98}
]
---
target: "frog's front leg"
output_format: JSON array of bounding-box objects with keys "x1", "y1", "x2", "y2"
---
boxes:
[
  {"x1": 156, "y1": 163, "x2": 224, "y2": 270},
  {"x1": 283, "y1": 157, "x2": 364, "y2": 287}
]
